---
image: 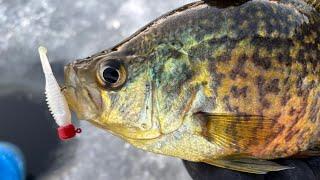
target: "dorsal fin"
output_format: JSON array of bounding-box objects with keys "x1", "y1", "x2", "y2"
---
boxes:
[
  {"x1": 202, "y1": 0, "x2": 251, "y2": 7},
  {"x1": 304, "y1": 0, "x2": 320, "y2": 11}
]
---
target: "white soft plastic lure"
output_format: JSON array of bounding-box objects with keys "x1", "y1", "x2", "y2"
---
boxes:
[{"x1": 38, "y1": 46, "x2": 81, "y2": 140}]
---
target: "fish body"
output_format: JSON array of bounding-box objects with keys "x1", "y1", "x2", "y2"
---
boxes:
[{"x1": 63, "y1": 0, "x2": 320, "y2": 173}]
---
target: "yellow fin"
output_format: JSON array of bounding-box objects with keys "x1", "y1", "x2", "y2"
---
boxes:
[
  {"x1": 204, "y1": 158, "x2": 293, "y2": 174},
  {"x1": 197, "y1": 113, "x2": 282, "y2": 150}
]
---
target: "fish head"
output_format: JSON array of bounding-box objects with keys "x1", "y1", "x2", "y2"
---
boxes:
[{"x1": 63, "y1": 51, "x2": 161, "y2": 140}]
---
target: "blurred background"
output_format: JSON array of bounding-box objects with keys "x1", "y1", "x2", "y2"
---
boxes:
[{"x1": 0, "y1": 0, "x2": 195, "y2": 179}]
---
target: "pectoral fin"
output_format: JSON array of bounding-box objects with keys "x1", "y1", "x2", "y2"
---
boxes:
[
  {"x1": 204, "y1": 158, "x2": 293, "y2": 174},
  {"x1": 196, "y1": 113, "x2": 282, "y2": 150}
]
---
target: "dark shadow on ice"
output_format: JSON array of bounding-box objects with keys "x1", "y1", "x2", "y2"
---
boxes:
[{"x1": 0, "y1": 62, "x2": 68, "y2": 178}]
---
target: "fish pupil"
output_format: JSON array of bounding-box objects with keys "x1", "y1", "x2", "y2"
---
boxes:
[{"x1": 103, "y1": 67, "x2": 119, "y2": 84}]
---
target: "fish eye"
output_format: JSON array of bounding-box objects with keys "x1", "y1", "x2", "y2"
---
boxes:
[
  {"x1": 102, "y1": 66, "x2": 119, "y2": 84},
  {"x1": 97, "y1": 59, "x2": 127, "y2": 90}
]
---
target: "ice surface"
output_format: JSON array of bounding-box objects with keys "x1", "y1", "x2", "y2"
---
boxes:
[{"x1": 0, "y1": 0, "x2": 194, "y2": 179}]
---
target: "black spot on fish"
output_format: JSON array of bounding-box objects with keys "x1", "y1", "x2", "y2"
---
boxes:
[
  {"x1": 252, "y1": 51, "x2": 271, "y2": 70},
  {"x1": 209, "y1": 37, "x2": 236, "y2": 62},
  {"x1": 230, "y1": 86, "x2": 248, "y2": 98},
  {"x1": 170, "y1": 49, "x2": 183, "y2": 59},
  {"x1": 309, "y1": 93, "x2": 320, "y2": 123},
  {"x1": 296, "y1": 76, "x2": 303, "y2": 97},
  {"x1": 262, "y1": 99, "x2": 271, "y2": 109},
  {"x1": 285, "y1": 129, "x2": 300, "y2": 142},
  {"x1": 309, "y1": 80, "x2": 316, "y2": 89},
  {"x1": 256, "y1": 75, "x2": 266, "y2": 96},
  {"x1": 297, "y1": 48, "x2": 309, "y2": 64},
  {"x1": 208, "y1": 36, "x2": 228, "y2": 46},
  {"x1": 296, "y1": 129, "x2": 309, "y2": 149},
  {"x1": 230, "y1": 54, "x2": 248, "y2": 79},
  {"x1": 277, "y1": 53, "x2": 292, "y2": 66},
  {"x1": 265, "y1": 79, "x2": 280, "y2": 94},
  {"x1": 251, "y1": 37, "x2": 274, "y2": 53},
  {"x1": 210, "y1": 61, "x2": 226, "y2": 95},
  {"x1": 273, "y1": 143, "x2": 281, "y2": 153},
  {"x1": 188, "y1": 43, "x2": 212, "y2": 60},
  {"x1": 217, "y1": 54, "x2": 231, "y2": 62},
  {"x1": 223, "y1": 95, "x2": 233, "y2": 112},
  {"x1": 289, "y1": 107, "x2": 296, "y2": 116}
]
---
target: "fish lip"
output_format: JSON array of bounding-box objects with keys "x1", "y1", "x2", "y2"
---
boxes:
[
  {"x1": 63, "y1": 63, "x2": 99, "y2": 121},
  {"x1": 63, "y1": 84, "x2": 99, "y2": 121}
]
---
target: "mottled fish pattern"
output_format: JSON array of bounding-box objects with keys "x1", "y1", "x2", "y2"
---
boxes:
[{"x1": 63, "y1": 0, "x2": 320, "y2": 173}]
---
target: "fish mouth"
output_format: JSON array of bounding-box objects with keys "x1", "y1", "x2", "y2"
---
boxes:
[{"x1": 63, "y1": 63, "x2": 100, "y2": 121}]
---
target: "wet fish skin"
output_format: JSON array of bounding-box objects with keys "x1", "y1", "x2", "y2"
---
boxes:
[{"x1": 63, "y1": 0, "x2": 320, "y2": 173}]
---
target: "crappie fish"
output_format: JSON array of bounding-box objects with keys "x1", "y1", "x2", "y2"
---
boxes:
[{"x1": 63, "y1": 0, "x2": 320, "y2": 174}]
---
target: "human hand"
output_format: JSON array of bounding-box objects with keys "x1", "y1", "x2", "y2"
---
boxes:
[{"x1": 183, "y1": 157, "x2": 320, "y2": 180}]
